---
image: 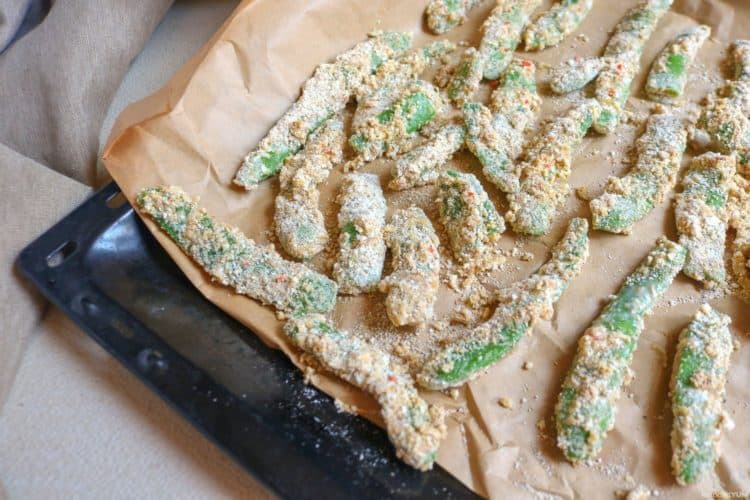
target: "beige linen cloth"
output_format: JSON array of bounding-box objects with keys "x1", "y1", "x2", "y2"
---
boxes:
[{"x1": 0, "y1": 1, "x2": 272, "y2": 497}]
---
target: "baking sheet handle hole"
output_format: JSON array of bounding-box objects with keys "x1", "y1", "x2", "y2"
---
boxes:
[
  {"x1": 137, "y1": 348, "x2": 169, "y2": 374},
  {"x1": 46, "y1": 240, "x2": 77, "y2": 268}
]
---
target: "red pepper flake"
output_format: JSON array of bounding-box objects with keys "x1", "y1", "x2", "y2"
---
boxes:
[
  {"x1": 467, "y1": 191, "x2": 475, "y2": 198},
  {"x1": 488, "y1": 79, "x2": 499, "y2": 88},
  {"x1": 427, "y1": 246, "x2": 436, "y2": 254},
  {"x1": 276, "y1": 274, "x2": 287, "y2": 283},
  {"x1": 608, "y1": 88, "x2": 616, "y2": 97},
  {"x1": 324, "y1": 148, "x2": 333, "y2": 157},
  {"x1": 520, "y1": 59, "x2": 532, "y2": 68},
  {"x1": 388, "y1": 374, "x2": 398, "y2": 382}
]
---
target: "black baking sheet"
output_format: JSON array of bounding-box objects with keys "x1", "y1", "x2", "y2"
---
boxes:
[{"x1": 17, "y1": 182, "x2": 477, "y2": 500}]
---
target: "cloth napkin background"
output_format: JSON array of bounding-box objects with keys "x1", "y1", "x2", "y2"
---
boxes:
[{"x1": 0, "y1": 1, "x2": 272, "y2": 497}]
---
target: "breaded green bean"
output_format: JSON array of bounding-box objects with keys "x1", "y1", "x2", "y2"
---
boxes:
[
  {"x1": 447, "y1": 47, "x2": 484, "y2": 105},
  {"x1": 696, "y1": 96, "x2": 750, "y2": 165},
  {"x1": 333, "y1": 173, "x2": 387, "y2": 294},
  {"x1": 670, "y1": 304, "x2": 734, "y2": 485},
  {"x1": 727, "y1": 41, "x2": 750, "y2": 123},
  {"x1": 234, "y1": 31, "x2": 411, "y2": 189},
  {"x1": 731, "y1": 39, "x2": 750, "y2": 82},
  {"x1": 546, "y1": 0, "x2": 672, "y2": 128},
  {"x1": 137, "y1": 186, "x2": 338, "y2": 315},
  {"x1": 727, "y1": 42, "x2": 750, "y2": 164},
  {"x1": 389, "y1": 121, "x2": 465, "y2": 191},
  {"x1": 593, "y1": 0, "x2": 674, "y2": 134},
  {"x1": 353, "y1": 41, "x2": 455, "y2": 134},
  {"x1": 438, "y1": 170, "x2": 505, "y2": 265},
  {"x1": 602, "y1": 0, "x2": 674, "y2": 58},
  {"x1": 463, "y1": 102, "x2": 517, "y2": 192},
  {"x1": 418, "y1": 217, "x2": 589, "y2": 390},
  {"x1": 349, "y1": 80, "x2": 443, "y2": 167},
  {"x1": 479, "y1": 0, "x2": 541, "y2": 80},
  {"x1": 646, "y1": 25, "x2": 710, "y2": 101},
  {"x1": 675, "y1": 153, "x2": 736, "y2": 287},
  {"x1": 556, "y1": 237, "x2": 687, "y2": 463},
  {"x1": 727, "y1": 173, "x2": 750, "y2": 300},
  {"x1": 506, "y1": 99, "x2": 600, "y2": 236},
  {"x1": 489, "y1": 59, "x2": 541, "y2": 163},
  {"x1": 488, "y1": 59, "x2": 541, "y2": 144},
  {"x1": 697, "y1": 41, "x2": 750, "y2": 173},
  {"x1": 591, "y1": 112, "x2": 687, "y2": 234},
  {"x1": 275, "y1": 117, "x2": 344, "y2": 260},
  {"x1": 380, "y1": 207, "x2": 440, "y2": 327},
  {"x1": 425, "y1": 0, "x2": 482, "y2": 35},
  {"x1": 549, "y1": 56, "x2": 607, "y2": 95},
  {"x1": 464, "y1": 58, "x2": 541, "y2": 193},
  {"x1": 284, "y1": 315, "x2": 446, "y2": 470},
  {"x1": 523, "y1": 0, "x2": 593, "y2": 52},
  {"x1": 593, "y1": 57, "x2": 641, "y2": 134}
]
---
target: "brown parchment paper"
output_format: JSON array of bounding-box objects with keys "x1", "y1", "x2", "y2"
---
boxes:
[{"x1": 102, "y1": 0, "x2": 750, "y2": 497}]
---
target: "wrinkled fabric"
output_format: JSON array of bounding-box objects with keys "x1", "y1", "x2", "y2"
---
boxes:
[
  {"x1": 0, "y1": 143, "x2": 90, "y2": 408},
  {"x1": 0, "y1": 0, "x2": 171, "y2": 422},
  {"x1": 0, "y1": 0, "x2": 172, "y2": 185},
  {"x1": 0, "y1": 0, "x2": 35, "y2": 51},
  {"x1": 0, "y1": 0, "x2": 272, "y2": 497}
]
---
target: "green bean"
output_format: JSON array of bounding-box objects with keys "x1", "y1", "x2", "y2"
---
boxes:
[
  {"x1": 646, "y1": 25, "x2": 710, "y2": 100},
  {"x1": 463, "y1": 102, "x2": 517, "y2": 192},
  {"x1": 593, "y1": 0, "x2": 674, "y2": 134},
  {"x1": 447, "y1": 47, "x2": 484, "y2": 105},
  {"x1": 349, "y1": 80, "x2": 442, "y2": 167},
  {"x1": 728, "y1": 40, "x2": 750, "y2": 120},
  {"x1": 670, "y1": 304, "x2": 734, "y2": 485},
  {"x1": 507, "y1": 99, "x2": 600, "y2": 236},
  {"x1": 545, "y1": 0, "x2": 672, "y2": 129},
  {"x1": 352, "y1": 40, "x2": 455, "y2": 134},
  {"x1": 418, "y1": 217, "x2": 589, "y2": 390},
  {"x1": 523, "y1": 0, "x2": 593, "y2": 52},
  {"x1": 284, "y1": 315, "x2": 446, "y2": 470},
  {"x1": 731, "y1": 39, "x2": 750, "y2": 82},
  {"x1": 333, "y1": 173, "x2": 387, "y2": 294},
  {"x1": 380, "y1": 207, "x2": 440, "y2": 327},
  {"x1": 137, "y1": 186, "x2": 338, "y2": 315},
  {"x1": 549, "y1": 56, "x2": 607, "y2": 95},
  {"x1": 275, "y1": 117, "x2": 344, "y2": 260},
  {"x1": 697, "y1": 41, "x2": 750, "y2": 173},
  {"x1": 425, "y1": 0, "x2": 482, "y2": 35},
  {"x1": 696, "y1": 97, "x2": 750, "y2": 165},
  {"x1": 591, "y1": 112, "x2": 687, "y2": 234},
  {"x1": 602, "y1": 0, "x2": 674, "y2": 58},
  {"x1": 464, "y1": 58, "x2": 541, "y2": 193},
  {"x1": 489, "y1": 58, "x2": 540, "y2": 128},
  {"x1": 727, "y1": 173, "x2": 750, "y2": 300},
  {"x1": 593, "y1": 56, "x2": 640, "y2": 134},
  {"x1": 479, "y1": 0, "x2": 540, "y2": 80},
  {"x1": 556, "y1": 237, "x2": 687, "y2": 463},
  {"x1": 437, "y1": 170, "x2": 505, "y2": 264},
  {"x1": 234, "y1": 31, "x2": 411, "y2": 189},
  {"x1": 675, "y1": 153, "x2": 735, "y2": 287},
  {"x1": 389, "y1": 121, "x2": 465, "y2": 191}
]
